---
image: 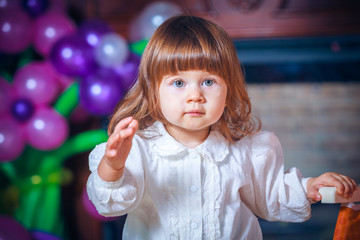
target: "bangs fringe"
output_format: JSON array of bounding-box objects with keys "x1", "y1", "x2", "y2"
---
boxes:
[{"x1": 150, "y1": 21, "x2": 225, "y2": 80}]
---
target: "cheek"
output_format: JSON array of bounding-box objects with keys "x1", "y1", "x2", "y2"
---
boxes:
[
  {"x1": 159, "y1": 90, "x2": 178, "y2": 117},
  {"x1": 211, "y1": 87, "x2": 227, "y2": 103},
  {"x1": 160, "y1": 102, "x2": 173, "y2": 117},
  {"x1": 209, "y1": 89, "x2": 227, "y2": 117}
]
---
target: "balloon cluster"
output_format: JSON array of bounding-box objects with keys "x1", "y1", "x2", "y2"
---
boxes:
[
  {"x1": 0, "y1": 0, "x2": 74, "y2": 162},
  {"x1": 0, "y1": 1, "x2": 138, "y2": 162},
  {"x1": 0, "y1": 68, "x2": 68, "y2": 161},
  {"x1": 50, "y1": 19, "x2": 140, "y2": 116},
  {"x1": 0, "y1": 0, "x2": 69, "y2": 54}
]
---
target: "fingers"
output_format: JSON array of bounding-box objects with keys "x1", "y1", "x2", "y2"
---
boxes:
[
  {"x1": 333, "y1": 174, "x2": 357, "y2": 198},
  {"x1": 308, "y1": 172, "x2": 358, "y2": 202},
  {"x1": 107, "y1": 117, "x2": 139, "y2": 157},
  {"x1": 111, "y1": 117, "x2": 138, "y2": 141},
  {"x1": 113, "y1": 116, "x2": 135, "y2": 134}
]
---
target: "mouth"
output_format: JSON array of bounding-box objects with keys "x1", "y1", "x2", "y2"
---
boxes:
[{"x1": 185, "y1": 110, "x2": 205, "y2": 117}]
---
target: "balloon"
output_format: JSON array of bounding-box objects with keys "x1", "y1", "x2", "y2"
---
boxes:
[
  {"x1": 33, "y1": 13, "x2": 76, "y2": 56},
  {"x1": 22, "y1": 0, "x2": 49, "y2": 17},
  {"x1": 13, "y1": 61, "x2": 59, "y2": 106},
  {"x1": 26, "y1": 107, "x2": 68, "y2": 150},
  {"x1": 130, "y1": 2, "x2": 182, "y2": 41},
  {"x1": 0, "y1": 76, "x2": 13, "y2": 116},
  {"x1": 0, "y1": 216, "x2": 31, "y2": 240},
  {"x1": 0, "y1": 117, "x2": 26, "y2": 162},
  {"x1": 94, "y1": 33, "x2": 129, "y2": 68},
  {"x1": 50, "y1": 34, "x2": 97, "y2": 77},
  {"x1": 78, "y1": 19, "x2": 112, "y2": 47},
  {"x1": 80, "y1": 68, "x2": 124, "y2": 116},
  {"x1": 113, "y1": 52, "x2": 140, "y2": 90},
  {"x1": 11, "y1": 98, "x2": 35, "y2": 122},
  {"x1": 0, "y1": 9, "x2": 33, "y2": 54},
  {"x1": 81, "y1": 188, "x2": 117, "y2": 221}
]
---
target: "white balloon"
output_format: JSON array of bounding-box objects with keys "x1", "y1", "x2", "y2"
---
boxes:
[
  {"x1": 130, "y1": 2, "x2": 182, "y2": 42},
  {"x1": 94, "y1": 33, "x2": 129, "y2": 67}
]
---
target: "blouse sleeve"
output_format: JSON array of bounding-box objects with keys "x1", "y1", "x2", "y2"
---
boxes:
[
  {"x1": 86, "y1": 136, "x2": 145, "y2": 217},
  {"x1": 239, "y1": 132, "x2": 311, "y2": 222}
]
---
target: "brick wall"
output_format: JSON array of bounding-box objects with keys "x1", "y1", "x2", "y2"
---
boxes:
[{"x1": 248, "y1": 82, "x2": 360, "y2": 181}]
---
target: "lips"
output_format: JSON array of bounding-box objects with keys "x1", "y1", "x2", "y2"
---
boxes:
[{"x1": 185, "y1": 110, "x2": 204, "y2": 116}]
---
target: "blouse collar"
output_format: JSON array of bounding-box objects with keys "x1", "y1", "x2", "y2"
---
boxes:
[{"x1": 147, "y1": 122, "x2": 229, "y2": 163}]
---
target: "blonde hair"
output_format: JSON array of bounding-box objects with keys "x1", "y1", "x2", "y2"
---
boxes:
[{"x1": 108, "y1": 15, "x2": 261, "y2": 142}]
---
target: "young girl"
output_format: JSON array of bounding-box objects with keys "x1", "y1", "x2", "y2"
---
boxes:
[{"x1": 87, "y1": 15, "x2": 357, "y2": 239}]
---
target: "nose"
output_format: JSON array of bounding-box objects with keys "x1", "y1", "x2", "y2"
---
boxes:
[{"x1": 187, "y1": 86, "x2": 205, "y2": 103}]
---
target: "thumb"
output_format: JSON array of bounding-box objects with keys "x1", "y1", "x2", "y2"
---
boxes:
[{"x1": 307, "y1": 186, "x2": 321, "y2": 202}]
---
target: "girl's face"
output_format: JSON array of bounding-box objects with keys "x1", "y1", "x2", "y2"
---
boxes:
[{"x1": 159, "y1": 70, "x2": 227, "y2": 141}]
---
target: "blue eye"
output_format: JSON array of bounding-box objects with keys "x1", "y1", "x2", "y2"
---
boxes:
[
  {"x1": 203, "y1": 79, "x2": 214, "y2": 86},
  {"x1": 172, "y1": 80, "x2": 184, "y2": 88}
]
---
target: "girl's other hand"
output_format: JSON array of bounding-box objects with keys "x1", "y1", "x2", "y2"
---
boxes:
[
  {"x1": 98, "y1": 117, "x2": 139, "y2": 182},
  {"x1": 306, "y1": 172, "x2": 358, "y2": 202}
]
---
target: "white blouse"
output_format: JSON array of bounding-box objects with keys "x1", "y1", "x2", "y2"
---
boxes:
[{"x1": 87, "y1": 122, "x2": 311, "y2": 240}]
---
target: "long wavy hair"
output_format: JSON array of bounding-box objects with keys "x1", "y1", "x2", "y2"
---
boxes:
[{"x1": 108, "y1": 15, "x2": 261, "y2": 142}]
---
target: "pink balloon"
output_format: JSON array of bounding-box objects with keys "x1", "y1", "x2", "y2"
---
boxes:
[
  {"x1": 0, "y1": 9, "x2": 33, "y2": 54},
  {"x1": 26, "y1": 107, "x2": 68, "y2": 150},
  {"x1": 0, "y1": 76, "x2": 14, "y2": 116},
  {"x1": 33, "y1": 13, "x2": 76, "y2": 56},
  {"x1": 0, "y1": 117, "x2": 26, "y2": 162},
  {"x1": 13, "y1": 61, "x2": 59, "y2": 106}
]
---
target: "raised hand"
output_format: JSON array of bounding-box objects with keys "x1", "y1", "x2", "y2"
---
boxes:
[{"x1": 98, "y1": 117, "x2": 139, "y2": 182}]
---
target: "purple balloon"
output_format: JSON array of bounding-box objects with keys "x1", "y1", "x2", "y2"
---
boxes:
[
  {"x1": 0, "y1": 77, "x2": 13, "y2": 116},
  {"x1": 81, "y1": 188, "x2": 117, "y2": 221},
  {"x1": 50, "y1": 34, "x2": 97, "y2": 77},
  {"x1": 26, "y1": 107, "x2": 68, "y2": 150},
  {"x1": 13, "y1": 61, "x2": 59, "y2": 106},
  {"x1": 113, "y1": 53, "x2": 140, "y2": 90},
  {"x1": 0, "y1": 9, "x2": 33, "y2": 54},
  {"x1": 80, "y1": 68, "x2": 124, "y2": 116},
  {"x1": 11, "y1": 98, "x2": 35, "y2": 122},
  {"x1": 78, "y1": 19, "x2": 112, "y2": 47},
  {"x1": 22, "y1": 0, "x2": 49, "y2": 17},
  {"x1": 0, "y1": 117, "x2": 26, "y2": 162},
  {"x1": 0, "y1": 216, "x2": 31, "y2": 240},
  {"x1": 34, "y1": 12, "x2": 76, "y2": 56}
]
